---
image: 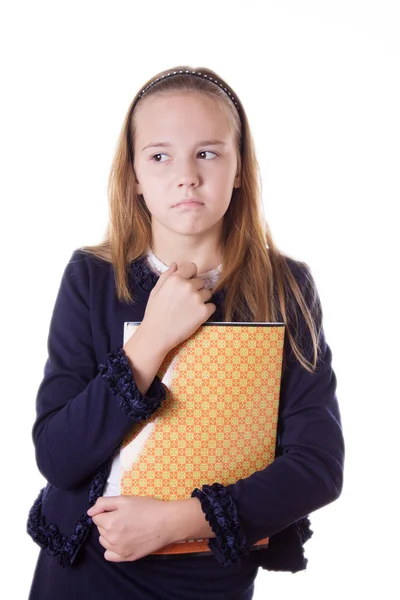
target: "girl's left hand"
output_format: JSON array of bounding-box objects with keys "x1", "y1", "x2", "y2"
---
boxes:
[{"x1": 87, "y1": 495, "x2": 176, "y2": 562}]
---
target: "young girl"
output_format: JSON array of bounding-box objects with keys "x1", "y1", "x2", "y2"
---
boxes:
[{"x1": 27, "y1": 65, "x2": 344, "y2": 599}]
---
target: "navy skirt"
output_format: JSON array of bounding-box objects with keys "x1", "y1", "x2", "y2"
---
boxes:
[{"x1": 29, "y1": 525, "x2": 258, "y2": 599}]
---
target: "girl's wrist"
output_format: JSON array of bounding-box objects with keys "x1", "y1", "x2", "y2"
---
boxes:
[
  {"x1": 166, "y1": 498, "x2": 214, "y2": 543},
  {"x1": 135, "y1": 321, "x2": 172, "y2": 362},
  {"x1": 122, "y1": 324, "x2": 167, "y2": 396}
]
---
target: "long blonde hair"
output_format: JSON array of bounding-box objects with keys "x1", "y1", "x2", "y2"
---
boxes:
[{"x1": 81, "y1": 65, "x2": 323, "y2": 373}]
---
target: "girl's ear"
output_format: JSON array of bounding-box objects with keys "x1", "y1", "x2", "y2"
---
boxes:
[
  {"x1": 136, "y1": 181, "x2": 143, "y2": 195},
  {"x1": 133, "y1": 170, "x2": 143, "y2": 195},
  {"x1": 234, "y1": 172, "x2": 241, "y2": 188}
]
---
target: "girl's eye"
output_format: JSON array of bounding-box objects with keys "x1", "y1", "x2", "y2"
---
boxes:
[
  {"x1": 151, "y1": 153, "x2": 169, "y2": 162},
  {"x1": 199, "y1": 151, "x2": 217, "y2": 160}
]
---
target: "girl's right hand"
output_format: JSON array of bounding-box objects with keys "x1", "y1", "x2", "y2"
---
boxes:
[{"x1": 139, "y1": 262, "x2": 217, "y2": 357}]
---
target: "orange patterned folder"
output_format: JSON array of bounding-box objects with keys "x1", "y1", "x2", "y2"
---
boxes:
[{"x1": 121, "y1": 321, "x2": 285, "y2": 557}]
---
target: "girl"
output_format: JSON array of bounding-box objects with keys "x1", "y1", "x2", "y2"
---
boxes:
[{"x1": 27, "y1": 65, "x2": 344, "y2": 599}]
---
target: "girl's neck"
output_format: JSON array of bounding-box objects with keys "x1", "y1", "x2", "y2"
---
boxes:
[{"x1": 150, "y1": 234, "x2": 222, "y2": 275}]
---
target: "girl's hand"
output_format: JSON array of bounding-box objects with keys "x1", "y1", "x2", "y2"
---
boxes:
[
  {"x1": 87, "y1": 496, "x2": 176, "y2": 562},
  {"x1": 139, "y1": 262, "x2": 216, "y2": 356}
]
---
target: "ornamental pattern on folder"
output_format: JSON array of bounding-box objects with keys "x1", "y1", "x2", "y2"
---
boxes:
[{"x1": 120, "y1": 322, "x2": 285, "y2": 557}]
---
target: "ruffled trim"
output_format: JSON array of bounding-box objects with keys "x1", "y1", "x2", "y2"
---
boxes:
[
  {"x1": 191, "y1": 483, "x2": 249, "y2": 567},
  {"x1": 27, "y1": 462, "x2": 109, "y2": 567},
  {"x1": 131, "y1": 256, "x2": 159, "y2": 292},
  {"x1": 294, "y1": 515, "x2": 313, "y2": 545},
  {"x1": 253, "y1": 517, "x2": 313, "y2": 573},
  {"x1": 98, "y1": 346, "x2": 166, "y2": 421}
]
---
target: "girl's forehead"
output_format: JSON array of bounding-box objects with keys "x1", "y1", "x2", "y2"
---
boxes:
[{"x1": 134, "y1": 92, "x2": 234, "y2": 137}]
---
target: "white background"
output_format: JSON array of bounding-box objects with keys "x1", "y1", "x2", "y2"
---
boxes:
[{"x1": 1, "y1": 1, "x2": 399, "y2": 598}]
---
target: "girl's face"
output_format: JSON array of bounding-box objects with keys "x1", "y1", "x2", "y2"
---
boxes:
[{"x1": 133, "y1": 91, "x2": 241, "y2": 240}]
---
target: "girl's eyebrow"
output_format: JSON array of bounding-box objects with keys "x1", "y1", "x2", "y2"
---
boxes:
[{"x1": 142, "y1": 140, "x2": 227, "y2": 151}]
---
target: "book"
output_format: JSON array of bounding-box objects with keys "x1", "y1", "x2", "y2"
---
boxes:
[{"x1": 121, "y1": 321, "x2": 285, "y2": 557}]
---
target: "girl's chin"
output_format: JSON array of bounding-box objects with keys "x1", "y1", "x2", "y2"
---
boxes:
[{"x1": 151, "y1": 215, "x2": 224, "y2": 237}]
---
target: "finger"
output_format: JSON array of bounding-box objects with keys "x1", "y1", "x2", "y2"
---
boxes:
[
  {"x1": 204, "y1": 302, "x2": 217, "y2": 320},
  {"x1": 189, "y1": 276, "x2": 210, "y2": 292},
  {"x1": 96, "y1": 525, "x2": 108, "y2": 538},
  {"x1": 104, "y1": 550, "x2": 125, "y2": 562},
  {"x1": 150, "y1": 262, "x2": 177, "y2": 294},
  {"x1": 173, "y1": 262, "x2": 198, "y2": 280},
  {"x1": 98, "y1": 535, "x2": 111, "y2": 551},
  {"x1": 91, "y1": 511, "x2": 113, "y2": 530},
  {"x1": 198, "y1": 287, "x2": 214, "y2": 302},
  {"x1": 87, "y1": 496, "x2": 119, "y2": 517},
  {"x1": 88, "y1": 504, "x2": 105, "y2": 518},
  {"x1": 91, "y1": 513, "x2": 107, "y2": 528}
]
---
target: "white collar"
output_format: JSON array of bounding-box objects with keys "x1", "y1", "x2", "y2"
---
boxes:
[{"x1": 145, "y1": 248, "x2": 222, "y2": 291}]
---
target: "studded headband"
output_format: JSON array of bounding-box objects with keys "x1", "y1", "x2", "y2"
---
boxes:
[{"x1": 135, "y1": 69, "x2": 240, "y2": 112}]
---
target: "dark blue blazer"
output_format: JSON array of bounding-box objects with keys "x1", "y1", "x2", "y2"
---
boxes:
[{"x1": 27, "y1": 250, "x2": 344, "y2": 572}]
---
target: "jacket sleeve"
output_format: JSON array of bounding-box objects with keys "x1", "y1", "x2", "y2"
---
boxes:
[
  {"x1": 192, "y1": 261, "x2": 344, "y2": 565},
  {"x1": 32, "y1": 250, "x2": 165, "y2": 491}
]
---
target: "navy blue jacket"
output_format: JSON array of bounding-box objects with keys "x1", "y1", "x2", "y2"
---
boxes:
[{"x1": 27, "y1": 249, "x2": 344, "y2": 572}]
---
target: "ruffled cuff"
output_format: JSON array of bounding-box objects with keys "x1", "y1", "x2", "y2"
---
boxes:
[
  {"x1": 98, "y1": 346, "x2": 166, "y2": 421},
  {"x1": 294, "y1": 516, "x2": 313, "y2": 545},
  {"x1": 191, "y1": 483, "x2": 249, "y2": 567}
]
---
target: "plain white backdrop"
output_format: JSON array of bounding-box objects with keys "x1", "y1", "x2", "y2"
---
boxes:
[{"x1": 1, "y1": 1, "x2": 399, "y2": 598}]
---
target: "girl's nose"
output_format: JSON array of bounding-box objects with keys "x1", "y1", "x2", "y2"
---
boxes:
[{"x1": 177, "y1": 159, "x2": 200, "y2": 188}]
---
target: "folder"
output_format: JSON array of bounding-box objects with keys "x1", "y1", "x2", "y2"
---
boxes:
[{"x1": 120, "y1": 321, "x2": 285, "y2": 557}]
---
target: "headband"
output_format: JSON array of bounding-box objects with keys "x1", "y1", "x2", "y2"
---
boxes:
[{"x1": 135, "y1": 69, "x2": 240, "y2": 112}]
